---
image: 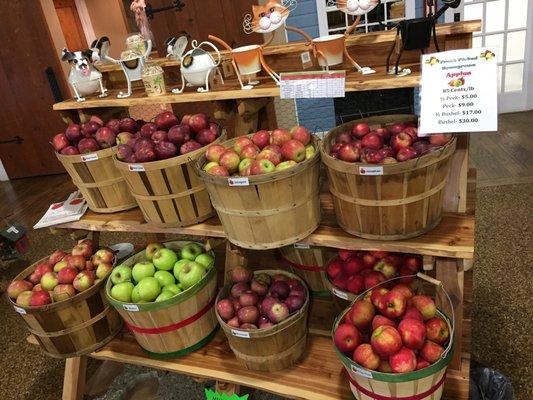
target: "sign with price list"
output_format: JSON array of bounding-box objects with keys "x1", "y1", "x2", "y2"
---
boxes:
[
  {"x1": 280, "y1": 71, "x2": 345, "y2": 99},
  {"x1": 419, "y1": 48, "x2": 498, "y2": 135}
]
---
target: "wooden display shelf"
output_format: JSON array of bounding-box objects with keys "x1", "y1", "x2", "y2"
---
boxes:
[
  {"x1": 53, "y1": 191, "x2": 475, "y2": 259},
  {"x1": 53, "y1": 66, "x2": 421, "y2": 111}
]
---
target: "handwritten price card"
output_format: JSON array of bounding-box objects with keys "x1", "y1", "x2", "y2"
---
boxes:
[
  {"x1": 280, "y1": 71, "x2": 345, "y2": 99},
  {"x1": 419, "y1": 48, "x2": 498, "y2": 135}
]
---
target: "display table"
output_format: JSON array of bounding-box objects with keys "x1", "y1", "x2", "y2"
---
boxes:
[{"x1": 41, "y1": 20, "x2": 480, "y2": 400}]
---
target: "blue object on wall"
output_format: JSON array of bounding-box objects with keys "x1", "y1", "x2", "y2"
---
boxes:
[{"x1": 286, "y1": 0, "x2": 337, "y2": 132}]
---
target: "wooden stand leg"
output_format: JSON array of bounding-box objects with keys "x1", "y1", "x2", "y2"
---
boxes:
[
  {"x1": 62, "y1": 356, "x2": 87, "y2": 400},
  {"x1": 435, "y1": 258, "x2": 464, "y2": 371},
  {"x1": 224, "y1": 241, "x2": 248, "y2": 285},
  {"x1": 91, "y1": 231, "x2": 101, "y2": 249},
  {"x1": 84, "y1": 360, "x2": 125, "y2": 396}
]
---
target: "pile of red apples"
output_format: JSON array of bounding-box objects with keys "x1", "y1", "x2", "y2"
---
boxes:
[
  {"x1": 334, "y1": 285, "x2": 451, "y2": 373},
  {"x1": 216, "y1": 266, "x2": 307, "y2": 330},
  {"x1": 203, "y1": 126, "x2": 315, "y2": 177},
  {"x1": 330, "y1": 121, "x2": 453, "y2": 164},
  {"x1": 7, "y1": 239, "x2": 114, "y2": 307},
  {"x1": 327, "y1": 250, "x2": 422, "y2": 295}
]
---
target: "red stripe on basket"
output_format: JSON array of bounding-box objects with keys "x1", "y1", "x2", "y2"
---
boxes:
[
  {"x1": 126, "y1": 295, "x2": 216, "y2": 334},
  {"x1": 346, "y1": 370, "x2": 447, "y2": 400},
  {"x1": 280, "y1": 254, "x2": 323, "y2": 272}
]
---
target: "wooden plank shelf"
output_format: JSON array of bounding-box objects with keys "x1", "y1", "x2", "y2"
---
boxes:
[
  {"x1": 54, "y1": 191, "x2": 475, "y2": 259},
  {"x1": 53, "y1": 66, "x2": 421, "y2": 111}
]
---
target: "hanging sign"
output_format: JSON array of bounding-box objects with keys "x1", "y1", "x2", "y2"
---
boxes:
[
  {"x1": 280, "y1": 71, "x2": 345, "y2": 99},
  {"x1": 419, "y1": 47, "x2": 498, "y2": 135}
]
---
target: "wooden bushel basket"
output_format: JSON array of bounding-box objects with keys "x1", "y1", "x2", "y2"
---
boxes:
[
  {"x1": 56, "y1": 147, "x2": 137, "y2": 213},
  {"x1": 7, "y1": 254, "x2": 122, "y2": 359},
  {"x1": 333, "y1": 273, "x2": 455, "y2": 400},
  {"x1": 105, "y1": 241, "x2": 219, "y2": 359},
  {"x1": 320, "y1": 115, "x2": 456, "y2": 240},
  {"x1": 196, "y1": 135, "x2": 321, "y2": 249},
  {"x1": 113, "y1": 132, "x2": 226, "y2": 227},
  {"x1": 216, "y1": 270, "x2": 309, "y2": 372},
  {"x1": 279, "y1": 245, "x2": 333, "y2": 298}
]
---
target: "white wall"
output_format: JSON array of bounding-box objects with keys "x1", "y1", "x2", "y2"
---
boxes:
[{"x1": 0, "y1": 160, "x2": 9, "y2": 181}]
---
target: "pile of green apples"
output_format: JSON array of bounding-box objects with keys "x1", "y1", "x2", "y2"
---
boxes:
[{"x1": 108, "y1": 242, "x2": 214, "y2": 303}]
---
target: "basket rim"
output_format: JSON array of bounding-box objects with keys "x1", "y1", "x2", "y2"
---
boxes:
[
  {"x1": 195, "y1": 133, "x2": 321, "y2": 186},
  {"x1": 215, "y1": 269, "x2": 309, "y2": 338},
  {"x1": 55, "y1": 145, "x2": 116, "y2": 161},
  {"x1": 105, "y1": 240, "x2": 216, "y2": 312},
  {"x1": 113, "y1": 130, "x2": 227, "y2": 172},
  {"x1": 7, "y1": 249, "x2": 116, "y2": 314},
  {"x1": 319, "y1": 115, "x2": 457, "y2": 174},
  {"x1": 333, "y1": 306, "x2": 454, "y2": 382}
]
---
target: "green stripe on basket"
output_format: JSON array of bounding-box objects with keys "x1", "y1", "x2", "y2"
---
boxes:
[
  {"x1": 311, "y1": 290, "x2": 332, "y2": 298},
  {"x1": 141, "y1": 325, "x2": 220, "y2": 359}
]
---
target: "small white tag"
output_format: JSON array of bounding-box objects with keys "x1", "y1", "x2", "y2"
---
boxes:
[
  {"x1": 228, "y1": 177, "x2": 249, "y2": 187},
  {"x1": 231, "y1": 329, "x2": 250, "y2": 338},
  {"x1": 332, "y1": 287, "x2": 349, "y2": 300},
  {"x1": 123, "y1": 304, "x2": 139, "y2": 312},
  {"x1": 294, "y1": 242, "x2": 310, "y2": 250},
  {"x1": 81, "y1": 153, "x2": 99, "y2": 162},
  {"x1": 359, "y1": 166, "x2": 383, "y2": 176},
  {"x1": 13, "y1": 306, "x2": 27, "y2": 315},
  {"x1": 301, "y1": 52, "x2": 311, "y2": 64},
  {"x1": 7, "y1": 226, "x2": 20, "y2": 234},
  {"x1": 352, "y1": 365, "x2": 373, "y2": 378},
  {"x1": 128, "y1": 164, "x2": 145, "y2": 172}
]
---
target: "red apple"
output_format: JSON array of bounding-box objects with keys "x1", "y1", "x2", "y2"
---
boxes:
[
  {"x1": 250, "y1": 159, "x2": 275, "y2": 175},
  {"x1": 133, "y1": 138, "x2": 155, "y2": 153},
  {"x1": 389, "y1": 122, "x2": 406, "y2": 135},
  {"x1": 338, "y1": 250, "x2": 355, "y2": 261},
  {"x1": 391, "y1": 284, "x2": 414, "y2": 300},
  {"x1": 361, "y1": 148, "x2": 383, "y2": 164},
  {"x1": 332, "y1": 274, "x2": 348, "y2": 291},
  {"x1": 346, "y1": 275, "x2": 365, "y2": 294},
  {"x1": 351, "y1": 123, "x2": 370, "y2": 139},
  {"x1": 269, "y1": 280, "x2": 290, "y2": 300},
  {"x1": 30, "y1": 290, "x2": 52, "y2": 307},
  {"x1": 189, "y1": 113, "x2": 209, "y2": 133},
  {"x1": 425, "y1": 317, "x2": 450, "y2": 345},
  {"x1": 428, "y1": 134, "x2": 453, "y2": 146},
  {"x1": 290, "y1": 126, "x2": 311, "y2": 145},
  {"x1": 372, "y1": 315, "x2": 396, "y2": 331},
  {"x1": 403, "y1": 256, "x2": 422, "y2": 272},
  {"x1": 180, "y1": 140, "x2": 202, "y2": 155},
  {"x1": 362, "y1": 253, "x2": 377, "y2": 269},
  {"x1": 65, "y1": 124, "x2": 84, "y2": 143},
  {"x1": 240, "y1": 144, "x2": 260, "y2": 159},
  {"x1": 378, "y1": 360, "x2": 393, "y2": 373},
  {"x1": 334, "y1": 323, "x2": 362, "y2": 353},
  {"x1": 53, "y1": 284, "x2": 76, "y2": 302},
  {"x1": 29, "y1": 263, "x2": 53, "y2": 284},
  {"x1": 208, "y1": 165, "x2": 229, "y2": 176},
  {"x1": 285, "y1": 294, "x2": 305, "y2": 312},
  {"x1": 7, "y1": 280, "x2": 33, "y2": 299},
  {"x1": 118, "y1": 118, "x2": 138, "y2": 133},
  {"x1": 151, "y1": 130, "x2": 168, "y2": 143},
  {"x1": 237, "y1": 305, "x2": 259, "y2": 324},
  {"x1": 209, "y1": 122, "x2": 220, "y2": 137},
  {"x1": 181, "y1": 114, "x2": 192, "y2": 125},
  {"x1": 81, "y1": 121, "x2": 101, "y2": 137},
  {"x1": 380, "y1": 290, "x2": 407, "y2": 319},
  {"x1": 205, "y1": 144, "x2": 226, "y2": 163},
  {"x1": 348, "y1": 300, "x2": 375, "y2": 331},
  {"x1": 378, "y1": 147, "x2": 395, "y2": 159},
  {"x1": 251, "y1": 130, "x2": 270, "y2": 149},
  {"x1": 390, "y1": 347, "x2": 417, "y2": 373},
  {"x1": 420, "y1": 340, "x2": 444, "y2": 364},
  {"x1": 239, "y1": 291, "x2": 259, "y2": 307},
  {"x1": 270, "y1": 129, "x2": 291, "y2": 146},
  {"x1": 168, "y1": 124, "x2": 191, "y2": 147},
  {"x1": 60, "y1": 146, "x2": 80, "y2": 155},
  {"x1": 266, "y1": 301, "x2": 289, "y2": 323},
  {"x1": 396, "y1": 146, "x2": 418, "y2": 162},
  {"x1": 373, "y1": 259, "x2": 397, "y2": 279},
  {"x1": 416, "y1": 358, "x2": 430, "y2": 370},
  {"x1": 51, "y1": 133, "x2": 70, "y2": 152},
  {"x1": 390, "y1": 132, "x2": 413, "y2": 153},
  {"x1": 363, "y1": 271, "x2": 386, "y2": 290},
  {"x1": 370, "y1": 288, "x2": 389, "y2": 310},
  {"x1": 361, "y1": 133, "x2": 383, "y2": 150},
  {"x1": 77, "y1": 138, "x2": 99, "y2": 154},
  {"x1": 217, "y1": 299, "x2": 235, "y2": 321},
  {"x1": 95, "y1": 127, "x2": 116, "y2": 149},
  {"x1": 374, "y1": 127, "x2": 391, "y2": 142},
  {"x1": 404, "y1": 307, "x2": 424, "y2": 322},
  {"x1": 402, "y1": 127, "x2": 419, "y2": 142},
  {"x1": 327, "y1": 259, "x2": 343, "y2": 280},
  {"x1": 353, "y1": 343, "x2": 380, "y2": 370},
  {"x1": 230, "y1": 266, "x2": 252, "y2": 283},
  {"x1": 140, "y1": 122, "x2": 158, "y2": 138},
  {"x1": 343, "y1": 257, "x2": 364, "y2": 275},
  {"x1": 335, "y1": 132, "x2": 352, "y2": 144},
  {"x1": 105, "y1": 118, "x2": 120, "y2": 133},
  {"x1": 370, "y1": 325, "x2": 402, "y2": 357},
  {"x1": 230, "y1": 282, "x2": 250, "y2": 298},
  {"x1": 219, "y1": 149, "x2": 241, "y2": 174},
  {"x1": 281, "y1": 139, "x2": 306, "y2": 162},
  {"x1": 398, "y1": 318, "x2": 426, "y2": 350},
  {"x1": 154, "y1": 141, "x2": 177, "y2": 160},
  {"x1": 66, "y1": 254, "x2": 86, "y2": 270},
  {"x1": 116, "y1": 144, "x2": 133, "y2": 161},
  {"x1": 338, "y1": 143, "x2": 361, "y2": 162},
  {"x1": 155, "y1": 112, "x2": 179, "y2": 131},
  {"x1": 409, "y1": 295, "x2": 436, "y2": 320},
  {"x1": 57, "y1": 267, "x2": 78, "y2": 284},
  {"x1": 73, "y1": 271, "x2": 95, "y2": 292}
]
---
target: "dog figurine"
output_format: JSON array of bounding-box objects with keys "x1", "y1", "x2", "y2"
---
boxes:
[{"x1": 61, "y1": 47, "x2": 107, "y2": 102}]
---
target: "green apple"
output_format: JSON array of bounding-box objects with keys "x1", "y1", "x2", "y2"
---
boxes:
[
  {"x1": 164, "y1": 284, "x2": 182, "y2": 295},
  {"x1": 178, "y1": 261, "x2": 206, "y2": 290},
  {"x1": 131, "y1": 285, "x2": 141, "y2": 303},
  {"x1": 132, "y1": 261, "x2": 155, "y2": 283},
  {"x1": 111, "y1": 264, "x2": 133, "y2": 285},
  {"x1": 153, "y1": 248, "x2": 178, "y2": 271},
  {"x1": 136, "y1": 277, "x2": 161, "y2": 302},
  {"x1": 180, "y1": 243, "x2": 204, "y2": 261},
  {"x1": 173, "y1": 259, "x2": 189, "y2": 280},
  {"x1": 155, "y1": 290, "x2": 175, "y2": 302},
  {"x1": 305, "y1": 144, "x2": 316, "y2": 160},
  {"x1": 111, "y1": 282, "x2": 134, "y2": 302},
  {"x1": 195, "y1": 253, "x2": 214, "y2": 270},
  {"x1": 203, "y1": 161, "x2": 219, "y2": 173},
  {"x1": 145, "y1": 243, "x2": 163, "y2": 260},
  {"x1": 154, "y1": 270, "x2": 175, "y2": 287}
]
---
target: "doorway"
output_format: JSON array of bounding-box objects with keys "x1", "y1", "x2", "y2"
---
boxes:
[{"x1": 53, "y1": 0, "x2": 88, "y2": 51}]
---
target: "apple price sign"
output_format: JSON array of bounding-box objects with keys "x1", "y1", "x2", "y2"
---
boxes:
[{"x1": 419, "y1": 48, "x2": 498, "y2": 135}]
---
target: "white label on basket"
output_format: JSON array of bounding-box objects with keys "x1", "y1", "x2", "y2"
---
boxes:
[
  {"x1": 228, "y1": 177, "x2": 249, "y2": 187},
  {"x1": 128, "y1": 164, "x2": 145, "y2": 172},
  {"x1": 81, "y1": 153, "x2": 99, "y2": 162},
  {"x1": 294, "y1": 242, "x2": 310, "y2": 250},
  {"x1": 231, "y1": 329, "x2": 250, "y2": 338},
  {"x1": 352, "y1": 365, "x2": 373, "y2": 378},
  {"x1": 123, "y1": 304, "x2": 139, "y2": 312},
  {"x1": 332, "y1": 288, "x2": 349, "y2": 300},
  {"x1": 359, "y1": 166, "x2": 383, "y2": 176},
  {"x1": 13, "y1": 306, "x2": 26, "y2": 315}
]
